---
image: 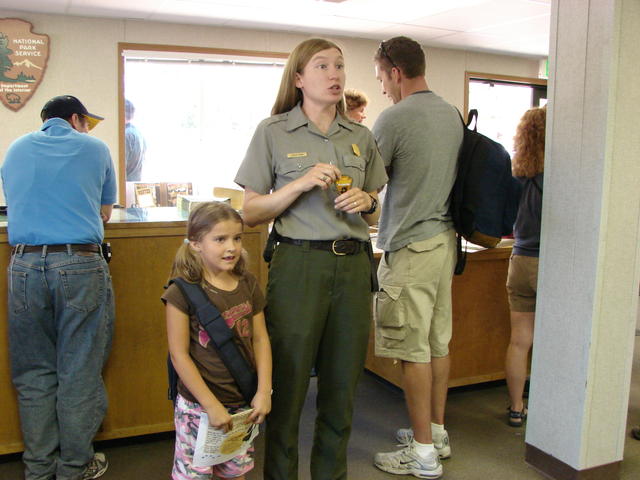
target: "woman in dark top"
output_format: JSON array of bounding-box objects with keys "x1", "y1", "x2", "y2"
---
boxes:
[{"x1": 505, "y1": 105, "x2": 546, "y2": 427}]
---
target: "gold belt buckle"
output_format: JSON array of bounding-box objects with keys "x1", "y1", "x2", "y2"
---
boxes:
[{"x1": 331, "y1": 240, "x2": 348, "y2": 256}]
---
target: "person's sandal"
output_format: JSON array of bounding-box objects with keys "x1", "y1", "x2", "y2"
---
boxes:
[{"x1": 508, "y1": 406, "x2": 527, "y2": 427}]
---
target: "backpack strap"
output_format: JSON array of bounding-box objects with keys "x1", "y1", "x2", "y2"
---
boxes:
[
  {"x1": 455, "y1": 108, "x2": 478, "y2": 133},
  {"x1": 262, "y1": 222, "x2": 280, "y2": 263},
  {"x1": 169, "y1": 277, "x2": 258, "y2": 404},
  {"x1": 531, "y1": 176, "x2": 543, "y2": 194},
  {"x1": 167, "y1": 354, "x2": 180, "y2": 404},
  {"x1": 454, "y1": 233, "x2": 468, "y2": 275},
  {"x1": 466, "y1": 109, "x2": 479, "y2": 132}
]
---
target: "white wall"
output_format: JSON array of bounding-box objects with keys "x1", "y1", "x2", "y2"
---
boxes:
[{"x1": 0, "y1": 9, "x2": 541, "y2": 201}]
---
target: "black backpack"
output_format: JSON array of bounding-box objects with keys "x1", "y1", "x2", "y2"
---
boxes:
[
  {"x1": 166, "y1": 278, "x2": 257, "y2": 404},
  {"x1": 450, "y1": 109, "x2": 522, "y2": 274}
]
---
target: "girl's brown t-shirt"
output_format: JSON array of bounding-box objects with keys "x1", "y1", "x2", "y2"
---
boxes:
[{"x1": 162, "y1": 272, "x2": 266, "y2": 406}]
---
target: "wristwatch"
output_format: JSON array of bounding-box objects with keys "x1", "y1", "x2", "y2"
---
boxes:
[{"x1": 362, "y1": 194, "x2": 378, "y2": 215}]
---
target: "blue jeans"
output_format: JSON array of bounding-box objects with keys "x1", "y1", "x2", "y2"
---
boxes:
[{"x1": 8, "y1": 248, "x2": 115, "y2": 480}]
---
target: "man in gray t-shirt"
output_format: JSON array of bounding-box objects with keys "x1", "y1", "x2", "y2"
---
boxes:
[{"x1": 371, "y1": 36, "x2": 462, "y2": 480}]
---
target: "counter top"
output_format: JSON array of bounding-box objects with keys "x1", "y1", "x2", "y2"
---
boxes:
[
  {"x1": 109, "y1": 207, "x2": 188, "y2": 224},
  {"x1": 0, "y1": 207, "x2": 203, "y2": 243},
  {"x1": 105, "y1": 207, "x2": 190, "y2": 230},
  {"x1": 0, "y1": 207, "x2": 189, "y2": 232},
  {"x1": 1, "y1": 207, "x2": 514, "y2": 254}
]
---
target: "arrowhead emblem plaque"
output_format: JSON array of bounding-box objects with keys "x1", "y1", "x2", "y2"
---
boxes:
[{"x1": 0, "y1": 18, "x2": 50, "y2": 112}]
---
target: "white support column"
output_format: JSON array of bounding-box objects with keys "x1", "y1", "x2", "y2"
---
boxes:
[{"x1": 525, "y1": 0, "x2": 640, "y2": 478}]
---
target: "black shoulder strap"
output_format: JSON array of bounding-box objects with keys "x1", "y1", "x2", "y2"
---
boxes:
[
  {"x1": 454, "y1": 233, "x2": 467, "y2": 275},
  {"x1": 466, "y1": 109, "x2": 478, "y2": 131},
  {"x1": 455, "y1": 108, "x2": 478, "y2": 133},
  {"x1": 263, "y1": 221, "x2": 280, "y2": 263},
  {"x1": 531, "y1": 176, "x2": 542, "y2": 194},
  {"x1": 170, "y1": 277, "x2": 257, "y2": 404}
]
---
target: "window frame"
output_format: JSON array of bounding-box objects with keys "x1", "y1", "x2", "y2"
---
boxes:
[{"x1": 464, "y1": 71, "x2": 548, "y2": 118}]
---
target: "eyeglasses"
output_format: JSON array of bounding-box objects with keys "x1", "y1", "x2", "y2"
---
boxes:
[{"x1": 379, "y1": 41, "x2": 398, "y2": 70}]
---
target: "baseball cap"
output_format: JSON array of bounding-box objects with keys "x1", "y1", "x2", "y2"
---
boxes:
[{"x1": 40, "y1": 95, "x2": 104, "y2": 130}]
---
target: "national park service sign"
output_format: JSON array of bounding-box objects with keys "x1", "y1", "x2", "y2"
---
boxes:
[{"x1": 0, "y1": 18, "x2": 49, "y2": 112}]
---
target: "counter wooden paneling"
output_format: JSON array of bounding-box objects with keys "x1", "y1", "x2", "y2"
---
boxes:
[
  {"x1": 0, "y1": 240, "x2": 18, "y2": 455},
  {"x1": 364, "y1": 245, "x2": 512, "y2": 389},
  {"x1": 1, "y1": 211, "x2": 508, "y2": 454},
  {"x1": 0, "y1": 208, "x2": 268, "y2": 455}
]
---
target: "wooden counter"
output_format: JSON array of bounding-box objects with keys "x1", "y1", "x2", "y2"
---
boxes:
[
  {"x1": 0, "y1": 214, "x2": 508, "y2": 454},
  {"x1": 0, "y1": 208, "x2": 268, "y2": 455},
  {"x1": 364, "y1": 243, "x2": 512, "y2": 389}
]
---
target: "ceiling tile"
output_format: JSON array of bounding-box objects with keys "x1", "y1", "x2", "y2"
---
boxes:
[
  {"x1": 290, "y1": 15, "x2": 390, "y2": 34},
  {"x1": 321, "y1": 0, "x2": 488, "y2": 24},
  {"x1": 0, "y1": 0, "x2": 68, "y2": 13},
  {"x1": 0, "y1": 0, "x2": 550, "y2": 57},
  {"x1": 475, "y1": 13, "x2": 550, "y2": 37},
  {"x1": 68, "y1": 0, "x2": 160, "y2": 18},
  {"x1": 157, "y1": 1, "x2": 305, "y2": 27},
  {"x1": 429, "y1": 30, "x2": 546, "y2": 56},
  {"x1": 148, "y1": 12, "x2": 231, "y2": 26},
  {"x1": 408, "y1": 0, "x2": 550, "y2": 32},
  {"x1": 374, "y1": 24, "x2": 458, "y2": 42}
]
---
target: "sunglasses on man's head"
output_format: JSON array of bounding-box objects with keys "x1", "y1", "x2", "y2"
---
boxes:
[{"x1": 379, "y1": 41, "x2": 398, "y2": 70}]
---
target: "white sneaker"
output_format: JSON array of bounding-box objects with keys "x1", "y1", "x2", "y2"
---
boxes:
[
  {"x1": 374, "y1": 443, "x2": 443, "y2": 479},
  {"x1": 396, "y1": 428, "x2": 451, "y2": 459}
]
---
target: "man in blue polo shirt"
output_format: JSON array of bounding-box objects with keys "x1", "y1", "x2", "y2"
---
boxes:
[{"x1": 1, "y1": 95, "x2": 117, "y2": 480}]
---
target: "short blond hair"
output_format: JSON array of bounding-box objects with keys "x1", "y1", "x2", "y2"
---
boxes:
[{"x1": 344, "y1": 89, "x2": 368, "y2": 111}]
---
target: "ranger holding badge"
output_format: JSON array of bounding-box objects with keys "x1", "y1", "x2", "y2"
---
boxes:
[{"x1": 235, "y1": 38, "x2": 387, "y2": 480}]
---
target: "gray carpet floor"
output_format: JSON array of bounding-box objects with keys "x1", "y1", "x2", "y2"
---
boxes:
[{"x1": 2, "y1": 337, "x2": 639, "y2": 479}]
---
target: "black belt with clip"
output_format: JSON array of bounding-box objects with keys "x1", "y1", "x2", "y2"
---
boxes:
[
  {"x1": 12, "y1": 243, "x2": 112, "y2": 263},
  {"x1": 263, "y1": 228, "x2": 378, "y2": 292},
  {"x1": 12, "y1": 244, "x2": 101, "y2": 255},
  {"x1": 277, "y1": 236, "x2": 365, "y2": 256}
]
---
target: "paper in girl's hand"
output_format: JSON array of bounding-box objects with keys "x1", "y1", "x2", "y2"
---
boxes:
[{"x1": 192, "y1": 409, "x2": 259, "y2": 467}]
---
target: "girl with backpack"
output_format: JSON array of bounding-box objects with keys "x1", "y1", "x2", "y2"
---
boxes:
[{"x1": 162, "y1": 201, "x2": 272, "y2": 480}]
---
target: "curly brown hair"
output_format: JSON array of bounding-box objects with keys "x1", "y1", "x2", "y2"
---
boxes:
[{"x1": 512, "y1": 105, "x2": 546, "y2": 178}]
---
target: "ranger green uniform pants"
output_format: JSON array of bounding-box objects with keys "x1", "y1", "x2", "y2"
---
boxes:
[{"x1": 264, "y1": 241, "x2": 372, "y2": 480}]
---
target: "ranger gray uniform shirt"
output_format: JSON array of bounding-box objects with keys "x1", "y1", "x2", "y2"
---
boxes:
[
  {"x1": 235, "y1": 104, "x2": 387, "y2": 241},
  {"x1": 373, "y1": 91, "x2": 462, "y2": 252}
]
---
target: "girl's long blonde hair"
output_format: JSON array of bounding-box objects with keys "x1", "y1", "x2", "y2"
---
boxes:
[
  {"x1": 512, "y1": 105, "x2": 546, "y2": 178},
  {"x1": 271, "y1": 38, "x2": 346, "y2": 116},
  {"x1": 169, "y1": 202, "x2": 247, "y2": 284}
]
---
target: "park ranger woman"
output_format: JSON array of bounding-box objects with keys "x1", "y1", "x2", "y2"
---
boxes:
[{"x1": 235, "y1": 38, "x2": 387, "y2": 480}]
